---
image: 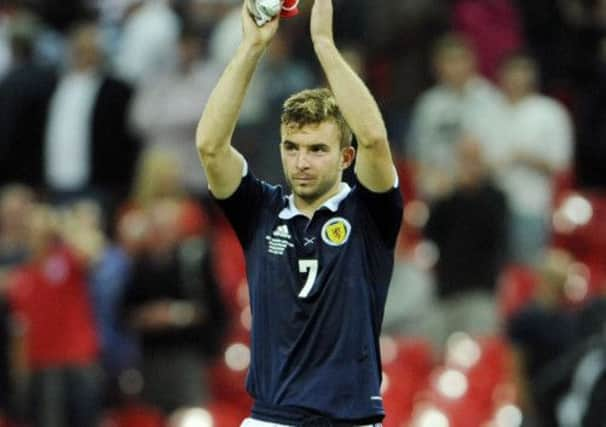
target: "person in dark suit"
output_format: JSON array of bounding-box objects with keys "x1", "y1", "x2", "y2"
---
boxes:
[
  {"x1": 424, "y1": 136, "x2": 508, "y2": 347},
  {"x1": 0, "y1": 11, "x2": 57, "y2": 188},
  {"x1": 43, "y1": 21, "x2": 140, "y2": 210}
]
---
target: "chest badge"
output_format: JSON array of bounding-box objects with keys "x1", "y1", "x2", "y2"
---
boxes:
[{"x1": 321, "y1": 217, "x2": 352, "y2": 246}]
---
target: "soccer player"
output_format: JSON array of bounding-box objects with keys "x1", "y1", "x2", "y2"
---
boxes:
[{"x1": 196, "y1": 1, "x2": 403, "y2": 425}]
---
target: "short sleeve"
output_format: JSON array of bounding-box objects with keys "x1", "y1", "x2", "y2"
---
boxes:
[
  {"x1": 211, "y1": 171, "x2": 273, "y2": 248},
  {"x1": 354, "y1": 179, "x2": 404, "y2": 248}
]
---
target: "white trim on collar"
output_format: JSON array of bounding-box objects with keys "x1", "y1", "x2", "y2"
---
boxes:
[{"x1": 278, "y1": 183, "x2": 352, "y2": 220}]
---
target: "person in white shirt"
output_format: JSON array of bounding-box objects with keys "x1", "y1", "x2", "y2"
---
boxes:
[
  {"x1": 130, "y1": 29, "x2": 223, "y2": 197},
  {"x1": 44, "y1": 22, "x2": 140, "y2": 205},
  {"x1": 0, "y1": 14, "x2": 11, "y2": 79},
  {"x1": 494, "y1": 53, "x2": 573, "y2": 265},
  {"x1": 406, "y1": 33, "x2": 504, "y2": 201},
  {"x1": 113, "y1": 0, "x2": 180, "y2": 85},
  {"x1": 44, "y1": 26, "x2": 102, "y2": 194}
]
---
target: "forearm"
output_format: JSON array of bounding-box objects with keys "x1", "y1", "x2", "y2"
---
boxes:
[
  {"x1": 314, "y1": 41, "x2": 387, "y2": 147},
  {"x1": 195, "y1": 41, "x2": 266, "y2": 156}
]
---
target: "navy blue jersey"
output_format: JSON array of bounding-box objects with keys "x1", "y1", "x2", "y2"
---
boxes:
[{"x1": 213, "y1": 168, "x2": 403, "y2": 424}]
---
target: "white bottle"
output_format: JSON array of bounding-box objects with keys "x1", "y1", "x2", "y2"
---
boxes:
[{"x1": 247, "y1": 0, "x2": 282, "y2": 26}]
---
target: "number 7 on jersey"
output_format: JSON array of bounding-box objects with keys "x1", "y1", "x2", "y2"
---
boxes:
[{"x1": 298, "y1": 259, "x2": 318, "y2": 298}]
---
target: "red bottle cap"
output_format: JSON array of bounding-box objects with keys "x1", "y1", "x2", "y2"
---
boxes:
[{"x1": 280, "y1": 0, "x2": 299, "y2": 18}]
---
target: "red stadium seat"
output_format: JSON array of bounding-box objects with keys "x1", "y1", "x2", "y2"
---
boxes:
[
  {"x1": 212, "y1": 216, "x2": 247, "y2": 313},
  {"x1": 105, "y1": 404, "x2": 165, "y2": 427},
  {"x1": 411, "y1": 368, "x2": 489, "y2": 427},
  {"x1": 209, "y1": 339, "x2": 252, "y2": 410},
  {"x1": 207, "y1": 401, "x2": 250, "y2": 427},
  {"x1": 497, "y1": 265, "x2": 538, "y2": 320},
  {"x1": 411, "y1": 335, "x2": 516, "y2": 427},
  {"x1": 552, "y1": 169, "x2": 575, "y2": 207},
  {"x1": 552, "y1": 191, "x2": 606, "y2": 263},
  {"x1": 381, "y1": 337, "x2": 434, "y2": 427},
  {"x1": 466, "y1": 336, "x2": 513, "y2": 394}
]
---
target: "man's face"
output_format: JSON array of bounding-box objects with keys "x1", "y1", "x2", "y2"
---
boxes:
[
  {"x1": 499, "y1": 64, "x2": 535, "y2": 98},
  {"x1": 280, "y1": 121, "x2": 353, "y2": 203},
  {"x1": 435, "y1": 48, "x2": 474, "y2": 89}
]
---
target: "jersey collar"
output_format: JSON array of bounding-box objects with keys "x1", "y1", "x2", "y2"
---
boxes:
[{"x1": 279, "y1": 183, "x2": 352, "y2": 220}]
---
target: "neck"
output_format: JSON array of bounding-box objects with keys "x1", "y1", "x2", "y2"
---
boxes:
[
  {"x1": 293, "y1": 182, "x2": 343, "y2": 218},
  {"x1": 446, "y1": 76, "x2": 472, "y2": 94},
  {"x1": 507, "y1": 90, "x2": 531, "y2": 104}
]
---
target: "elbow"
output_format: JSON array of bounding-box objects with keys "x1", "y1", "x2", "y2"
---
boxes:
[
  {"x1": 195, "y1": 122, "x2": 229, "y2": 160},
  {"x1": 196, "y1": 137, "x2": 211, "y2": 157},
  {"x1": 196, "y1": 137, "x2": 226, "y2": 164},
  {"x1": 195, "y1": 122, "x2": 213, "y2": 154},
  {"x1": 195, "y1": 133, "x2": 218, "y2": 159}
]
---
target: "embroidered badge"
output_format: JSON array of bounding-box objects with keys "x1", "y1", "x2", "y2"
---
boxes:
[{"x1": 321, "y1": 217, "x2": 351, "y2": 246}]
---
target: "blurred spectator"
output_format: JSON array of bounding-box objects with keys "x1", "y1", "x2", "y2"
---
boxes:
[
  {"x1": 405, "y1": 33, "x2": 503, "y2": 201},
  {"x1": 332, "y1": 0, "x2": 369, "y2": 46},
  {"x1": 557, "y1": 339, "x2": 606, "y2": 427},
  {"x1": 364, "y1": 0, "x2": 450, "y2": 144},
  {"x1": 113, "y1": 0, "x2": 181, "y2": 85},
  {"x1": 494, "y1": 54, "x2": 573, "y2": 265},
  {"x1": 0, "y1": 185, "x2": 35, "y2": 419},
  {"x1": 0, "y1": 10, "x2": 57, "y2": 188},
  {"x1": 7, "y1": 204, "x2": 102, "y2": 427},
  {"x1": 382, "y1": 243, "x2": 434, "y2": 338},
  {"x1": 118, "y1": 148, "x2": 226, "y2": 415},
  {"x1": 130, "y1": 28, "x2": 222, "y2": 197},
  {"x1": 576, "y1": 75, "x2": 606, "y2": 189},
  {"x1": 174, "y1": 0, "x2": 235, "y2": 36},
  {"x1": 557, "y1": 292, "x2": 606, "y2": 426},
  {"x1": 0, "y1": 9, "x2": 11, "y2": 79},
  {"x1": 507, "y1": 248, "x2": 579, "y2": 427},
  {"x1": 451, "y1": 0, "x2": 523, "y2": 80},
  {"x1": 118, "y1": 148, "x2": 205, "y2": 228},
  {"x1": 423, "y1": 138, "x2": 508, "y2": 348},
  {"x1": 120, "y1": 198, "x2": 226, "y2": 415},
  {"x1": 44, "y1": 22, "x2": 140, "y2": 207},
  {"x1": 0, "y1": 185, "x2": 34, "y2": 274},
  {"x1": 64, "y1": 200, "x2": 137, "y2": 407},
  {"x1": 513, "y1": 0, "x2": 576, "y2": 93},
  {"x1": 31, "y1": 0, "x2": 92, "y2": 34}
]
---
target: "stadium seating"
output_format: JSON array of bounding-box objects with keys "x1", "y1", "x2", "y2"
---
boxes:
[
  {"x1": 552, "y1": 191, "x2": 606, "y2": 264},
  {"x1": 207, "y1": 401, "x2": 250, "y2": 427},
  {"x1": 407, "y1": 335, "x2": 515, "y2": 427},
  {"x1": 104, "y1": 403, "x2": 165, "y2": 427},
  {"x1": 381, "y1": 337, "x2": 434, "y2": 427},
  {"x1": 497, "y1": 265, "x2": 538, "y2": 321}
]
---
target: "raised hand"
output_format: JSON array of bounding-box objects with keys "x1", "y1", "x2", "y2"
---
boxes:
[
  {"x1": 310, "y1": 0, "x2": 335, "y2": 46},
  {"x1": 241, "y1": 1, "x2": 280, "y2": 49}
]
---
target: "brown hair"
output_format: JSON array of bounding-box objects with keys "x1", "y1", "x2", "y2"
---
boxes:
[
  {"x1": 432, "y1": 33, "x2": 473, "y2": 60},
  {"x1": 499, "y1": 52, "x2": 539, "y2": 85},
  {"x1": 281, "y1": 88, "x2": 353, "y2": 148}
]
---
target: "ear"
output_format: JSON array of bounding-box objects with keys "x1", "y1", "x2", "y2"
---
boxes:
[{"x1": 341, "y1": 146, "x2": 355, "y2": 170}]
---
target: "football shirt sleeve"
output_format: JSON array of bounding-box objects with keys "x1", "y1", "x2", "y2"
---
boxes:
[
  {"x1": 354, "y1": 176, "x2": 404, "y2": 248},
  {"x1": 212, "y1": 168, "x2": 268, "y2": 248}
]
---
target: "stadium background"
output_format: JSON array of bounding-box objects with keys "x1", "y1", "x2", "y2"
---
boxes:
[{"x1": 1, "y1": 0, "x2": 606, "y2": 426}]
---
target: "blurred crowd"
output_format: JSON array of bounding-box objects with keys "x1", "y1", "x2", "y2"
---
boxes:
[{"x1": 1, "y1": 0, "x2": 606, "y2": 426}]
